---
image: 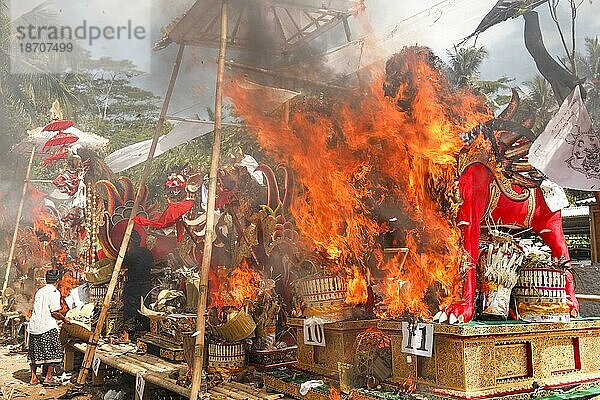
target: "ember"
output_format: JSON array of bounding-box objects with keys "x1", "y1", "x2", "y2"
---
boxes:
[{"x1": 228, "y1": 47, "x2": 491, "y2": 318}]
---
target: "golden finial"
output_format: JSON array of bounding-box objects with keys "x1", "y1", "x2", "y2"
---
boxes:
[{"x1": 49, "y1": 100, "x2": 63, "y2": 120}]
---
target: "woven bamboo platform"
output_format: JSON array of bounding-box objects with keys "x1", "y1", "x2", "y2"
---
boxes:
[{"x1": 67, "y1": 342, "x2": 280, "y2": 399}]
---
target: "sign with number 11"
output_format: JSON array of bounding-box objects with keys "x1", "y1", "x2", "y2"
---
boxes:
[{"x1": 401, "y1": 321, "x2": 434, "y2": 357}]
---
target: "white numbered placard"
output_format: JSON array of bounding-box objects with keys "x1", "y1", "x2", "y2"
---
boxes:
[
  {"x1": 303, "y1": 317, "x2": 326, "y2": 347},
  {"x1": 135, "y1": 372, "x2": 145, "y2": 399},
  {"x1": 92, "y1": 353, "x2": 101, "y2": 376},
  {"x1": 401, "y1": 321, "x2": 434, "y2": 357}
]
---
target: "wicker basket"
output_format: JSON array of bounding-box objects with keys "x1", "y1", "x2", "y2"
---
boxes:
[
  {"x1": 208, "y1": 342, "x2": 246, "y2": 373},
  {"x1": 62, "y1": 321, "x2": 93, "y2": 341},
  {"x1": 296, "y1": 276, "x2": 348, "y2": 308},
  {"x1": 514, "y1": 267, "x2": 569, "y2": 322},
  {"x1": 85, "y1": 258, "x2": 115, "y2": 285},
  {"x1": 212, "y1": 310, "x2": 256, "y2": 342},
  {"x1": 63, "y1": 303, "x2": 96, "y2": 341}
]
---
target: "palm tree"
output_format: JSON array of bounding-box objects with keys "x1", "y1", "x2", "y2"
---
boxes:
[
  {"x1": 521, "y1": 74, "x2": 558, "y2": 133},
  {"x1": 446, "y1": 46, "x2": 489, "y2": 87},
  {"x1": 0, "y1": 1, "x2": 84, "y2": 177},
  {"x1": 575, "y1": 37, "x2": 600, "y2": 129},
  {"x1": 446, "y1": 45, "x2": 513, "y2": 110}
]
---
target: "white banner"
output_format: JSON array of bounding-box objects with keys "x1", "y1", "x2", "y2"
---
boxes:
[
  {"x1": 104, "y1": 121, "x2": 214, "y2": 173},
  {"x1": 528, "y1": 86, "x2": 600, "y2": 191}
]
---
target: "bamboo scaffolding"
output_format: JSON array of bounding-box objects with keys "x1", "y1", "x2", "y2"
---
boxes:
[
  {"x1": 224, "y1": 60, "x2": 352, "y2": 92},
  {"x1": 1, "y1": 146, "x2": 36, "y2": 312},
  {"x1": 189, "y1": 1, "x2": 228, "y2": 399},
  {"x1": 76, "y1": 43, "x2": 186, "y2": 385}
]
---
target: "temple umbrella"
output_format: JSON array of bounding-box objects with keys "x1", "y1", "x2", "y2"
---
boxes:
[
  {"x1": 18, "y1": 125, "x2": 109, "y2": 153},
  {"x1": 41, "y1": 131, "x2": 79, "y2": 152},
  {"x1": 41, "y1": 147, "x2": 70, "y2": 166},
  {"x1": 42, "y1": 119, "x2": 74, "y2": 132}
]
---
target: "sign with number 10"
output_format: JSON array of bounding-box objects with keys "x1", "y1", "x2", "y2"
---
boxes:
[
  {"x1": 303, "y1": 317, "x2": 326, "y2": 347},
  {"x1": 401, "y1": 321, "x2": 434, "y2": 357}
]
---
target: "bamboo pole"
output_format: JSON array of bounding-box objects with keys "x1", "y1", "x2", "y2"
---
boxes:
[
  {"x1": 1, "y1": 146, "x2": 36, "y2": 312},
  {"x1": 189, "y1": 1, "x2": 228, "y2": 399},
  {"x1": 576, "y1": 294, "x2": 600, "y2": 302},
  {"x1": 76, "y1": 43, "x2": 186, "y2": 385}
]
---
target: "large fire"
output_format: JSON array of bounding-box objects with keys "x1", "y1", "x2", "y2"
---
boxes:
[
  {"x1": 209, "y1": 261, "x2": 264, "y2": 311},
  {"x1": 228, "y1": 47, "x2": 491, "y2": 318}
]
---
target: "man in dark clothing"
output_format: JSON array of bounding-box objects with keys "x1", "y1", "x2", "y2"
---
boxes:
[{"x1": 120, "y1": 230, "x2": 153, "y2": 342}]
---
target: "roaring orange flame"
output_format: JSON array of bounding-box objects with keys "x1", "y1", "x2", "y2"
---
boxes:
[
  {"x1": 345, "y1": 266, "x2": 368, "y2": 306},
  {"x1": 329, "y1": 386, "x2": 342, "y2": 400},
  {"x1": 58, "y1": 268, "x2": 78, "y2": 313},
  {"x1": 209, "y1": 262, "x2": 263, "y2": 311},
  {"x1": 228, "y1": 47, "x2": 491, "y2": 318}
]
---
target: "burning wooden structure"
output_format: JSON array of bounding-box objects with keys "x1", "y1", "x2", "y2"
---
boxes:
[{"x1": 4, "y1": 2, "x2": 600, "y2": 400}]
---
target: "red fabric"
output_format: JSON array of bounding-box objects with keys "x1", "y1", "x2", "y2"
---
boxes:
[{"x1": 132, "y1": 200, "x2": 194, "y2": 241}]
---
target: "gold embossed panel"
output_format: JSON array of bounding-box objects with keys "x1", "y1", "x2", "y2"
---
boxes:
[
  {"x1": 494, "y1": 342, "x2": 531, "y2": 381},
  {"x1": 463, "y1": 340, "x2": 496, "y2": 390},
  {"x1": 389, "y1": 333, "x2": 417, "y2": 383},
  {"x1": 580, "y1": 334, "x2": 600, "y2": 372},
  {"x1": 435, "y1": 338, "x2": 465, "y2": 390},
  {"x1": 297, "y1": 328, "x2": 315, "y2": 365},
  {"x1": 543, "y1": 337, "x2": 576, "y2": 374},
  {"x1": 417, "y1": 355, "x2": 436, "y2": 383}
]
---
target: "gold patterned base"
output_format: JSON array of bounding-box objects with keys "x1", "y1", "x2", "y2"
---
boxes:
[
  {"x1": 378, "y1": 319, "x2": 600, "y2": 399},
  {"x1": 288, "y1": 318, "x2": 379, "y2": 378},
  {"x1": 137, "y1": 333, "x2": 185, "y2": 362},
  {"x1": 264, "y1": 372, "x2": 331, "y2": 400}
]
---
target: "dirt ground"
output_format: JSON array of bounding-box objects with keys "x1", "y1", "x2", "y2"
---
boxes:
[{"x1": 0, "y1": 346, "x2": 90, "y2": 400}]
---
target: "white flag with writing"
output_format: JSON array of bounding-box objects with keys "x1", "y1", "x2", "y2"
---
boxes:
[{"x1": 528, "y1": 86, "x2": 600, "y2": 191}]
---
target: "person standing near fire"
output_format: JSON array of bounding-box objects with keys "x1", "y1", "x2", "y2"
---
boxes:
[
  {"x1": 119, "y1": 229, "x2": 153, "y2": 343},
  {"x1": 27, "y1": 269, "x2": 70, "y2": 386}
]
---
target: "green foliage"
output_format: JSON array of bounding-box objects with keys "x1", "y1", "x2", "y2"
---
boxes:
[
  {"x1": 576, "y1": 37, "x2": 600, "y2": 130},
  {"x1": 446, "y1": 46, "x2": 489, "y2": 87},
  {"x1": 0, "y1": 2, "x2": 82, "y2": 175},
  {"x1": 445, "y1": 45, "x2": 513, "y2": 110}
]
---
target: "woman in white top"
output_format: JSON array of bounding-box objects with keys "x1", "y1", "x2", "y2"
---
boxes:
[{"x1": 27, "y1": 269, "x2": 70, "y2": 385}]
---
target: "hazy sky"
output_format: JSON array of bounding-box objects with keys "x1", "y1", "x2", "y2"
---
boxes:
[
  {"x1": 148, "y1": 0, "x2": 599, "y2": 118},
  {"x1": 13, "y1": 0, "x2": 599, "y2": 117}
]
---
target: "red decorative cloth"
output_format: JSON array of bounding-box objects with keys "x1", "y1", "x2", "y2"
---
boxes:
[{"x1": 132, "y1": 200, "x2": 194, "y2": 241}]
